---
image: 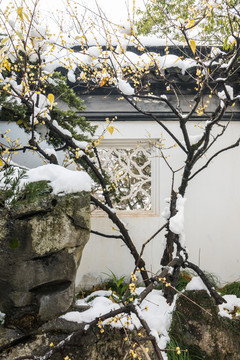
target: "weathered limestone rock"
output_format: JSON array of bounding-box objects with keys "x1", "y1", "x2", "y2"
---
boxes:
[
  {"x1": 171, "y1": 290, "x2": 240, "y2": 360},
  {"x1": 0, "y1": 181, "x2": 90, "y2": 329}
]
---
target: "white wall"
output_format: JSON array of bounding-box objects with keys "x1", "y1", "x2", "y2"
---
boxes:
[{"x1": 76, "y1": 119, "x2": 240, "y2": 289}]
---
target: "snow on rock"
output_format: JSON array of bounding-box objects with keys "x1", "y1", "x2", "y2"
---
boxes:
[
  {"x1": 21, "y1": 164, "x2": 93, "y2": 194},
  {"x1": 218, "y1": 295, "x2": 240, "y2": 319},
  {"x1": 185, "y1": 276, "x2": 209, "y2": 293},
  {"x1": 118, "y1": 78, "x2": 134, "y2": 95},
  {"x1": 63, "y1": 296, "x2": 121, "y2": 324},
  {"x1": 169, "y1": 195, "x2": 186, "y2": 235}
]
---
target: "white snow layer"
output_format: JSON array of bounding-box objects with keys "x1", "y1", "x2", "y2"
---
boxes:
[
  {"x1": 189, "y1": 133, "x2": 203, "y2": 145},
  {"x1": 185, "y1": 276, "x2": 209, "y2": 292},
  {"x1": 161, "y1": 198, "x2": 171, "y2": 219},
  {"x1": 62, "y1": 288, "x2": 176, "y2": 355},
  {"x1": 118, "y1": 79, "x2": 134, "y2": 95},
  {"x1": 21, "y1": 164, "x2": 93, "y2": 194},
  {"x1": 218, "y1": 295, "x2": 240, "y2": 319},
  {"x1": 169, "y1": 195, "x2": 186, "y2": 235}
]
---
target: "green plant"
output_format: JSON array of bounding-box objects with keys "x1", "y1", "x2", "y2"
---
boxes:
[
  {"x1": 0, "y1": 167, "x2": 26, "y2": 205},
  {"x1": 220, "y1": 281, "x2": 240, "y2": 298},
  {"x1": 102, "y1": 270, "x2": 129, "y2": 299},
  {"x1": 203, "y1": 271, "x2": 220, "y2": 290},
  {"x1": 175, "y1": 272, "x2": 192, "y2": 292},
  {"x1": 166, "y1": 336, "x2": 190, "y2": 360},
  {"x1": 15, "y1": 180, "x2": 50, "y2": 203}
]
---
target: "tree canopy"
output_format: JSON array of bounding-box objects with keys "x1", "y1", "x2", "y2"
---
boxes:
[{"x1": 0, "y1": 1, "x2": 240, "y2": 359}]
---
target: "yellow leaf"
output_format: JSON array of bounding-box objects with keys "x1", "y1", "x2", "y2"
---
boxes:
[
  {"x1": 0, "y1": 159, "x2": 3, "y2": 167},
  {"x1": 17, "y1": 7, "x2": 24, "y2": 21},
  {"x1": 107, "y1": 126, "x2": 114, "y2": 135},
  {"x1": 100, "y1": 77, "x2": 108, "y2": 87},
  {"x1": 16, "y1": 31, "x2": 24, "y2": 40},
  {"x1": 48, "y1": 93, "x2": 54, "y2": 109},
  {"x1": 190, "y1": 40, "x2": 196, "y2": 54},
  {"x1": 1, "y1": 37, "x2": 9, "y2": 46},
  {"x1": 4, "y1": 60, "x2": 11, "y2": 72},
  {"x1": 23, "y1": 12, "x2": 30, "y2": 22},
  {"x1": 186, "y1": 19, "x2": 195, "y2": 28}
]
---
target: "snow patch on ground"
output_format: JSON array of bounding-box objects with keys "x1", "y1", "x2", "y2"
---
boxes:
[
  {"x1": 218, "y1": 295, "x2": 240, "y2": 319},
  {"x1": 61, "y1": 288, "x2": 176, "y2": 356}
]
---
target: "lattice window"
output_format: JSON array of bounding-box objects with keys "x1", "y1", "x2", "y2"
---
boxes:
[{"x1": 92, "y1": 142, "x2": 153, "y2": 211}]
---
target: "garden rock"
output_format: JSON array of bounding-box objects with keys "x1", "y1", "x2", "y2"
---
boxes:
[
  {"x1": 0, "y1": 181, "x2": 90, "y2": 329},
  {"x1": 171, "y1": 290, "x2": 240, "y2": 359}
]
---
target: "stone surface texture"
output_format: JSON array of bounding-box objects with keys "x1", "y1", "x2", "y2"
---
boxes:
[
  {"x1": 0, "y1": 181, "x2": 90, "y2": 329},
  {"x1": 171, "y1": 290, "x2": 240, "y2": 360}
]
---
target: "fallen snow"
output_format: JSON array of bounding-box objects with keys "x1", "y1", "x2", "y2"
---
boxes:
[
  {"x1": 185, "y1": 276, "x2": 209, "y2": 293},
  {"x1": 20, "y1": 164, "x2": 93, "y2": 194},
  {"x1": 218, "y1": 295, "x2": 240, "y2": 319},
  {"x1": 61, "y1": 288, "x2": 176, "y2": 357}
]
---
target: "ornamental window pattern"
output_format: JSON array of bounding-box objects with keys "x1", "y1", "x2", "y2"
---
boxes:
[{"x1": 92, "y1": 140, "x2": 160, "y2": 212}]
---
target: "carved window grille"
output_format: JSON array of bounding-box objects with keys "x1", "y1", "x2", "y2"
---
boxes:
[{"x1": 92, "y1": 141, "x2": 154, "y2": 211}]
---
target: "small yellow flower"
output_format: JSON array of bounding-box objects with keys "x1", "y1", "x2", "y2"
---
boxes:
[
  {"x1": 176, "y1": 346, "x2": 181, "y2": 355},
  {"x1": 49, "y1": 342, "x2": 54, "y2": 347}
]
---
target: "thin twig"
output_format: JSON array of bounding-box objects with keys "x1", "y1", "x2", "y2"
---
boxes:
[{"x1": 90, "y1": 229, "x2": 124, "y2": 240}]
